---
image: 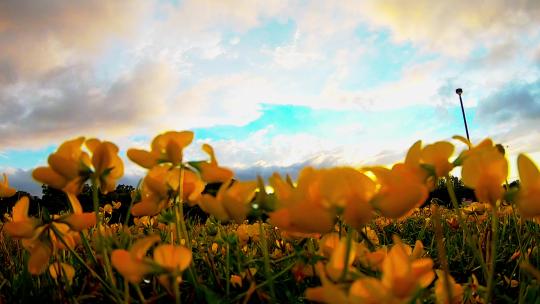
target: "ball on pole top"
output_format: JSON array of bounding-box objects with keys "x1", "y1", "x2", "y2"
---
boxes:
[{"x1": 456, "y1": 88, "x2": 463, "y2": 95}]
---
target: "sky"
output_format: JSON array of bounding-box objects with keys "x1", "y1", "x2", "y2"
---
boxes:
[{"x1": 1, "y1": 0, "x2": 540, "y2": 196}]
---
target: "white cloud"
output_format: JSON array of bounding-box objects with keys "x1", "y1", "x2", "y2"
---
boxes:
[
  {"x1": 263, "y1": 31, "x2": 323, "y2": 69},
  {"x1": 0, "y1": 0, "x2": 149, "y2": 82},
  {"x1": 0, "y1": 61, "x2": 177, "y2": 149},
  {"x1": 360, "y1": 0, "x2": 540, "y2": 58}
]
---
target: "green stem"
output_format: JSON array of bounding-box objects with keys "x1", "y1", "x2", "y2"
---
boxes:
[
  {"x1": 134, "y1": 284, "x2": 146, "y2": 303},
  {"x1": 226, "y1": 241, "x2": 231, "y2": 297},
  {"x1": 176, "y1": 167, "x2": 190, "y2": 246},
  {"x1": 50, "y1": 225, "x2": 121, "y2": 302},
  {"x1": 91, "y1": 179, "x2": 116, "y2": 287},
  {"x1": 174, "y1": 273, "x2": 181, "y2": 304},
  {"x1": 174, "y1": 166, "x2": 200, "y2": 291},
  {"x1": 258, "y1": 221, "x2": 276, "y2": 302},
  {"x1": 432, "y1": 205, "x2": 454, "y2": 304},
  {"x1": 359, "y1": 228, "x2": 376, "y2": 251},
  {"x1": 512, "y1": 206, "x2": 527, "y2": 304},
  {"x1": 123, "y1": 279, "x2": 129, "y2": 304},
  {"x1": 339, "y1": 227, "x2": 353, "y2": 282},
  {"x1": 231, "y1": 261, "x2": 296, "y2": 303},
  {"x1": 485, "y1": 207, "x2": 499, "y2": 303},
  {"x1": 80, "y1": 231, "x2": 98, "y2": 265},
  {"x1": 446, "y1": 176, "x2": 488, "y2": 279},
  {"x1": 123, "y1": 190, "x2": 136, "y2": 228}
]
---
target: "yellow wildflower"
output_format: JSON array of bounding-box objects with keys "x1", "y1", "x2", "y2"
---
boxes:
[
  {"x1": 368, "y1": 141, "x2": 430, "y2": 219},
  {"x1": 26, "y1": 240, "x2": 53, "y2": 275},
  {"x1": 199, "y1": 144, "x2": 234, "y2": 183},
  {"x1": 33, "y1": 137, "x2": 124, "y2": 194},
  {"x1": 421, "y1": 141, "x2": 455, "y2": 177},
  {"x1": 516, "y1": 154, "x2": 540, "y2": 217},
  {"x1": 131, "y1": 165, "x2": 204, "y2": 216},
  {"x1": 230, "y1": 274, "x2": 243, "y2": 288},
  {"x1": 32, "y1": 137, "x2": 89, "y2": 193},
  {"x1": 153, "y1": 244, "x2": 193, "y2": 290},
  {"x1": 319, "y1": 167, "x2": 377, "y2": 230},
  {"x1": 49, "y1": 262, "x2": 76, "y2": 284},
  {"x1": 199, "y1": 179, "x2": 257, "y2": 223},
  {"x1": 84, "y1": 138, "x2": 124, "y2": 194},
  {"x1": 268, "y1": 169, "x2": 335, "y2": 234},
  {"x1": 60, "y1": 193, "x2": 96, "y2": 231},
  {"x1": 380, "y1": 238, "x2": 434, "y2": 301},
  {"x1": 0, "y1": 173, "x2": 16, "y2": 197},
  {"x1": 153, "y1": 244, "x2": 192, "y2": 273},
  {"x1": 460, "y1": 138, "x2": 508, "y2": 205},
  {"x1": 434, "y1": 270, "x2": 463, "y2": 304},
  {"x1": 3, "y1": 197, "x2": 38, "y2": 238},
  {"x1": 111, "y1": 235, "x2": 161, "y2": 284},
  {"x1": 325, "y1": 237, "x2": 357, "y2": 281},
  {"x1": 127, "y1": 131, "x2": 194, "y2": 168},
  {"x1": 305, "y1": 263, "x2": 349, "y2": 304},
  {"x1": 349, "y1": 277, "x2": 389, "y2": 304}
]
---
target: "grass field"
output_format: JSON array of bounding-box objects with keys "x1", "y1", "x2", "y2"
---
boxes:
[{"x1": 1, "y1": 131, "x2": 539, "y2": 303}]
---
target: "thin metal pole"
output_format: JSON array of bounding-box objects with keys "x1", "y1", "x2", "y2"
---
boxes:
[{"x1": 456, "y1": 88, "x2": 470, "y2": 141}]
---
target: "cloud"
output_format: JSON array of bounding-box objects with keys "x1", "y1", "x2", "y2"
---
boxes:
[
  {"x1": 477, "y1": 80, "x2": 540, "y2": 124},
  {"x1": 263, "y1": 31, "x2": 323, "y2": 69},
  {"x1": 233, "y1": 153, "x2": 345, "y2": 182},
  {"x1": 0, "y1": 0, "x2": 148, "y2": 82},
  {"x1": 162, "y1": 0, "x2": 289, "y2": 33},
  {"x1": 361, "y1": 0, "x2": 540, "y2": 57},
  {"x1": 165, "y1": 74, "x2": 277, "y2": 128},
  {"x1": 0, "y1": 166, "x2": 145, "y2": 197},
  {"x1": 473, "y1": 79, "x2": 540, "y2": 161},
  {"x1": 0, "y1": 61, "x2": 177, "y2": 149},
  {"x1": 1, "y1": 168, "x2": 43, "y2": 196},
  {"x1": 318, "y1": 59, "x2": 445, "y2": 110}
]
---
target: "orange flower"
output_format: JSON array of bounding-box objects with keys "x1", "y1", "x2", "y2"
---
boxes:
[
  {"x1": 355, "y1": 244, "x2": 387, "y2": 271},
  {"x1": 0, "y1": 173, "x2": 16, "y2": 197},
  {"x1": 49, "y1": 262, "x2": 76, "y2": 284},
  {"x1": 111, "y1": 235, "x2": 161, "y2": 284},
  {"x1": 349, "y1": 277, "x2": 389, "y2": 304},
  {"x1": 268, "y1": 169, "x2": 335, "y2": 234},
  {"x1": 199, "y1": 179, "x2": 257, "y2": 223},
  {"x1": 4, "y1": 195, "x2": 93, "y2": 275},
  {"x1": 369, "y1": 166, "x2": 429, "y2": 219},
  {"x1": 319, "y1": 167, "x2": 377, "y2": 230},
  {"x1": 199, "y1": 144, "x2": 234, "y2": 183},
  {"x1": 325, "y1": 236, "x2": 357, "y2": 281},
  {"x1": 127, "y1": 131, "x2": 194, "y2": 168},
  {"x1": 380, "y1": 238, "x2": 434, "y2": 301},
  {"x1": 434, "y1": 270, "x2": 463, "y2": 304},
  {"x1": 153, "y1": 244, "x2": 192, "y2": 273},
  {"x1": 32, "y1": 137, "x2": 89, "y2": 193},
  {"x1": 59, "y1": 193, "x2": 96, "y2": 231},
  {"x1": 26, "y1": 239, "x2": 53, "y2": 275},
  {"x1": 516, "y1": 154, "x2": 540, "y2": 218},
  {"x1": 319, "y1": 233, "x2": 340, "y2": 258},
  {"x1": 305, "y1": 263, "x2": 349, "y2": 304},
  {"x1": 350, "y1": 237, "x2": 434, "y2": 303},
  {"x1": 421, "y1": 141, "x2": 455, "y2": 177},
  {"x1": 230, "y1": 275, "x2": 243, "y2": 288},
  {"x1": 3, "y1": 197, "x2": 38, "y2": 239},
  {"x1": 131, "y1": 165, "x2": 204, "y2": 216},
  {"x1": 236, "y1": 223, "x2": 261, "y2": 245},
  {"x1": 33, "y1": 137, "x2": 124, "y2": 194},
  {"x1": 460, "y1": 138, "x2": 508, "y2": 205},
  {"x1": 85, "y1": 138, "x2": 124, "y2": 194},
  {"x1": 368, "y1": 141, "x2": 430, "y2": 219}
]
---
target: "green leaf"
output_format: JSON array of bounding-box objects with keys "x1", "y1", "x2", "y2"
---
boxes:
[{"x1": 187, "y1": 160, "x2": 207, "y2": 173}]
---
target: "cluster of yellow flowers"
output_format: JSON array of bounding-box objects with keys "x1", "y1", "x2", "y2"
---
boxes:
[{"x1": 1, "y1": 130, "x2": 539, "y2": 303}]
